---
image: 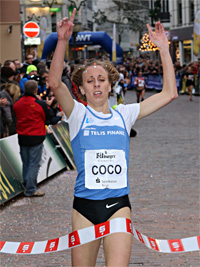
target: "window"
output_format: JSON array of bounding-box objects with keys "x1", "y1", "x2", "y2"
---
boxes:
[
  {"x1": 160, "y1": 0, "x2": 170, "y2": 22},
  {"x1": 189, "y1": 0, "x2": 194, "y2": 23},
  {"x1": 87, "y1": 21, "x2": 93, "y2": 31},
  {"x1": 87, "y1": 0, "x2": 92, "y2": 10},
  {"x1": 177, "y1": 0, "x2": 182, "y2": 25},
  {"x1": 51, "y1": 13, "x2": 57, "y2": 32}
]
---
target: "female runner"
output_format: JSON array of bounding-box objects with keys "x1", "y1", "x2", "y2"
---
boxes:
[
  {"x1": 134, "y1": 71, "x2": 146, "y2": 103},
  {"x1": 49, "y1": 8, "x2": 178, "y2": 267}
]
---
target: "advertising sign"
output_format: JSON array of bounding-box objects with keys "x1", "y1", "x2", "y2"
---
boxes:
[
  {"x1": 49, "y1": 121, "x2": 76, "y2": 170},
  {"x1": 0, "y1": 133, "x2": 66, "y2": 205}
]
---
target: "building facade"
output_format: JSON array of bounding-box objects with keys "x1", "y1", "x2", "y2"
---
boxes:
[
  {"x1": 169, "y1": 0, "x2": 200, "y2": 65},
  {"x1": 0, "y1": 0, "x2": 21, "y2": 64},
  {"x1": 1, "y1": 0, "x2": 199, "y2": 64}
]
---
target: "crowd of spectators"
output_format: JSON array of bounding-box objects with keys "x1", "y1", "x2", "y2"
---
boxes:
[
  {"x1": 121, "y1": 55, "x2": 199, "y2": 93},
  {"x1": 0, "y1": 51, "x2": 199, "y2": 139}
]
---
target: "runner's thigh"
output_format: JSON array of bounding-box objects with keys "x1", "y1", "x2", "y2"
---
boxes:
[
  {"x1": 71, "y1": 209, "x2": 101, "y2": 267},
  {"x1": 103, "y1": 207, "x2": 132, "y2": 267}
]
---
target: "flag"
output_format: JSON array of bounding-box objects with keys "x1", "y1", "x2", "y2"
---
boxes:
[
  {"x1": 193, "y1": 10, "x2": 200, "y2": 57},
  {"x1": 112, "y1": 23, "x2": 116, "y2": 62}
]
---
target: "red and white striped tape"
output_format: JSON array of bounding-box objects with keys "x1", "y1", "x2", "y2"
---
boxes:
[{"x1": 0, "y1": 218, "x2": 199, "y2": 254}]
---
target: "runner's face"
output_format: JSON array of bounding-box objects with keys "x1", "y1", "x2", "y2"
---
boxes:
[{"x1": 80, "y1": 65, "x2": 111, "y2": 108}]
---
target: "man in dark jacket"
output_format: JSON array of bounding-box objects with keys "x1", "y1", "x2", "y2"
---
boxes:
[{"x1": 13, "y1": 80, "x2": 51, "y2": 197}]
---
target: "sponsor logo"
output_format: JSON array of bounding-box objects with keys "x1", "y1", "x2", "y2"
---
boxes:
[
  {"x1": 83, "y1": 128, "x2": 125, "y2": 136},
  {"x1": 168, "y1": 239, "x2": 184, "y2": 252},
  {"x1": 96, "y1": 178, "x2": 100, "y2": 183},
  {"x1": 76, "y1": 34, "x2": 92, "y2": 42},
  {"x1": 107, "y1": 130, "x2": 125, "y2": 136},
  {"x1": 96, "y1": 151, "x2": 115, "y2": 159},
  {"x1": 95, "y1": 221, "x2": 110, "y2": 238},
  {"x1": 45, "y1": 238, "x2": 59, "y2": 252},
  {"x1": 84, "y1": 130, "x2": 90, "y2": 136},
  {"x1": 16, "y1": 242, "x2": 34, "y2": 254},
  {"x1": 148, "y1": 237, "x2": 159, "y2": 251},
  {"x1": 136, "y1": 230, "x2": 145, "y2": 244},
  {"x1": 91, "y1": 131, "x2": 105, "y2": 136},
  {"x1": 69, "y1": 231, "x2": 81, "y2": 248},
  {"x1": 126, "y1": 219, "x2": 133, "y2": 235},
  {"x1": 106, "y1": 202, "x2": 119, "y2": 209},
  {"x1": 86, "y1": 117, "x2": 94, "y2": 123}
]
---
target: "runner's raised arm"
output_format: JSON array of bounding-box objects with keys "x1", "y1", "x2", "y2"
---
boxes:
[
  {"x1": 49, "y1": 8, "x2": 76, "y2": 118},
  {"x1": 137, "y1": 22, "x2": 178, "y2": 120}
]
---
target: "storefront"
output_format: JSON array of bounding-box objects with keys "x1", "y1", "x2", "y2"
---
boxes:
[
  {"x1": 170, "y1": 26, "x2": 194, "y2": 65},
  {"x1": 20, "y1": 0, "x2": 65, "y2": 59}
]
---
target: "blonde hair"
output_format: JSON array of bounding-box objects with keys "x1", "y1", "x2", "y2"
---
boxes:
[
  {"x1": 4, "y1": 82, "x2": 21, "y2": 102},
  {"x1": 71, "y1": 59, "x2": 120, "y2": 89}
]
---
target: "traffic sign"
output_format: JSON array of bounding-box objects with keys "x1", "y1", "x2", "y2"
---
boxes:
[{"x1": 23, "y1": 21, "x2": 40, "y2": 38}]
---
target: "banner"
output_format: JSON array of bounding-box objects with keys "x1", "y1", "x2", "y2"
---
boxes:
[
  {"x1": 112, "y1": 23, "x2": 116, "y2": 62},
  {"x1": 0, "y1": 218, "x2": 199, "y2": 254},
  {"x1": 49, "y1": 121, "x2": 76, "y2": 170},
  {"x1": 193, "y1": 10, "x2": 200, "y2": 57},
  {"x1": 0, "y1": 133, "x2": 67, "y2": 205}
]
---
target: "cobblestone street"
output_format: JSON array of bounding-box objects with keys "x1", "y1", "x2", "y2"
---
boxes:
[{"x1": 1, "y1": 91, "x2": 200, "y2": 266}]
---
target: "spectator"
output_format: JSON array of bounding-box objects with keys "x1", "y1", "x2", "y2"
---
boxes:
[
  {"x1": 184, "y1": 66, "x2": 195, "y2": 101},
  {"x1": 0, "y1": 93, "x2": 7, "y2": 138},
  {"x1": 22, "y1": 54, "x2": 34, "y2": 73},
  {"x1": 13, "y1": 59, "x2": 24, "y2": 83},
  {"x1": 38, "y1": 69, "x2": 49, "y2": 96},
  {"x1": 0, "y1": 81, "x2": 21, "y2": 137},
  {"x1": 48, "y1": 98, "x2": 64, "y2": 125},
  {"x1": 36, "y1": 62, "x2": 46, "y2": 73},
  {"x1": 19, "y1": 65, "x2": 37, "y2": 92},
  {"x1": 62, "y1": 64, "x2": 76, "y2": 99},
  {"x1": 13, "y1": 59, "x2": 22, "y2": 70},
  {"x1": 13, "y1": 80, "x2": 51, "y2": 197},
  {"x1": 32, "y1": 49, "x2": 40, "y2": 66},
  {"x1": 3, "y1": 60, "x2": 16, "y2": 72},
  {"x1": 0, "y1": 67, "x2": 15, "y2": 87}
]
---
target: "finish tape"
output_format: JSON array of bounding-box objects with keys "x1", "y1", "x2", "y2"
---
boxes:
[{"x1": 0, "y1": 217, "x2": 199, "y2": 254}]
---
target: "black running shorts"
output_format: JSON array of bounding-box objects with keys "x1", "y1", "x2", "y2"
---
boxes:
[{"x1": 73, "y1": 195, "x2": 131, "y2": 225}]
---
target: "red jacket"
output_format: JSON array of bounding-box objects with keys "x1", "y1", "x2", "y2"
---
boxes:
[{"x1": 13, "y1": 93, "x2": 51, "y2": 146}]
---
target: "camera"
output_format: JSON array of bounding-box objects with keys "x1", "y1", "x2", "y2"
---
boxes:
[{"x1": 29, "y1": 75, "x2": 43, "y2": 86}]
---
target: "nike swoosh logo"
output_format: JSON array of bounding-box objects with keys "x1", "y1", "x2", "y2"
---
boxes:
[{"x1": 106, "y1": 202, "x2": 119, "y2": 209}]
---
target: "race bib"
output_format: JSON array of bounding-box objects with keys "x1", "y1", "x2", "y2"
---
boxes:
[{"x1": 85, "y1": 149, "x2": 127, "y2": 189}]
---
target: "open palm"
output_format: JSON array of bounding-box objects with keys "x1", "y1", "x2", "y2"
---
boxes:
[{"x1": 147, "y1": 22, "x2": 169, "y2": 50}]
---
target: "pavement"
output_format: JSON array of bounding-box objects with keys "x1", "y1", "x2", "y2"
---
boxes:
[{"x1": 1, "y1": 90, "x2": 200, "y2": 267}]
